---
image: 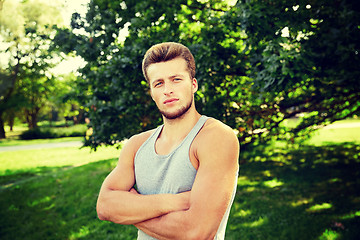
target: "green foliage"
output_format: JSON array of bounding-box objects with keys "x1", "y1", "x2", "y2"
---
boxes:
[
  {"x1": 19, "y1": 125, "x2": 87, "y2": 140},
  {"x1": 54, "y1": 0, "x2": 360, "y2": 149},
  {"x1": 0, "y1": 0, "x2": 65, "y2": 136}
]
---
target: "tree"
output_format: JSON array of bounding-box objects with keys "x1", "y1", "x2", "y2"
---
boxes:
[
  {"x1": 55, "y1": 0, "x2": 360, "y2": 150},
  {"x1": 0, "y1": 0, "x2": 63, "y2": 137},
  {"x1": 231, "y1": 0, "x2": 360, "y2": 144}
]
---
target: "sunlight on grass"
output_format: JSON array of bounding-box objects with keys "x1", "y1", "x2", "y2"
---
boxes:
[
  {"x1": 329, "y1": 178, "x2": 341, "y2": 183},
  {"x1": 306, "y1": 127, "x2": 360, "y2": 145},
  {"x1": 291, "y1": 198, "x2": 312, "y2": 207},
  {"x1": 237, "y1": 176, "x2": 259, "y2": 186},
  {"x1": 319, "y1": 229, "x2": 340, "y2": 240},
  {"x1": 307, "y1": 203, "x2": 333, "y2": 212},
  {"x1": 27, "y1": 195, "x2": 52, "y2": 207},
  {"x1": 341, "y1": 210, "x2": 360, "y2": 220},
  {"x1": 69, "y1": 226, "x2": 90, "y2": 240},
  {"x1": 241, "y1": 216, "x2": 268, "y2": 228},
  {"x1": 263, "y1": 178, "x2": 284, "y2": 188},
  {"x1": 262, "y1": 170, "x2": 273, "y2": 177},
  {"x1": 244, "y1": 186, "x2": 256, "y2": 192},
  {"x1": 0, "y1": 146, "x2": 121, "y2": 175},
  {"x1": 234, "y1": 209, "x2": 252, "y2": 218}
]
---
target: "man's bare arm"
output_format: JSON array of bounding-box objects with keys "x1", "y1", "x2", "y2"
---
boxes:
[
  {"x1": 96, "y1": 134, "x2": 190, "y2": 225},
  {"x1": 135, "y1": 122, "x2": 239, "y2": 239}
]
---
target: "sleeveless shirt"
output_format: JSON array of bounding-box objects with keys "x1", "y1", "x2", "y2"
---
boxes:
[{"x1": 134, "y1": 115, "x2": 238, "y2": 240}]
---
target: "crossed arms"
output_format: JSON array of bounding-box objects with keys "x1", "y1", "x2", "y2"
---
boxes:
[{"x1": 96, "y1": 123, "x2": 239, "y2": 240}]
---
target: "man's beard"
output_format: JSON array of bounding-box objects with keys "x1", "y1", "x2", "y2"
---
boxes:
[{"x1": 159, "y1": 97, "x2": 193, "y2": 120}]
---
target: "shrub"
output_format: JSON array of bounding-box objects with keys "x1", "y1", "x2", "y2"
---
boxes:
[
  {"x1": 20, "y1": 128, "x2": 57, "y2": 140},
  {"x1": 20, "y1": 125, "x2": 87, "y2": 140}
]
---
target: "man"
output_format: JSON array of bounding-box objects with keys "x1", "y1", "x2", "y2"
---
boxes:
[{"x1": 96, "y1": 42, "x2": 239, "y2": 240}]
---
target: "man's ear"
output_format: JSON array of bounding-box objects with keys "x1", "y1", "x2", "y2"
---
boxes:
[{"x1": 192, "y1": 78, "x2": 198, "y2": 93}]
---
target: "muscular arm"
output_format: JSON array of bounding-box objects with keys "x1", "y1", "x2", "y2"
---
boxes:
[
  {"x1": 96, "y1": 134, "x2": 190, "y2": 225},
  {"x1": 135, "y1": 123, "x2": 240, "y2": 240}
]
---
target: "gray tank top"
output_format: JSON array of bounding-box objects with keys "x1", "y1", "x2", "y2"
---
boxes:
[{"x1": 134, "y1": 115, "x2": 238, "y2": 239}]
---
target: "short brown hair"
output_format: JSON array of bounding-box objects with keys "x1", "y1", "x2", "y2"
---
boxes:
[{"x1": 142, "y1": 42, "x2": 196, "y2": 82}]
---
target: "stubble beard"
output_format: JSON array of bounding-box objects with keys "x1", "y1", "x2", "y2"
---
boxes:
[{"x1": 159, "y1": 96, "x2": 193, "y2": 120}]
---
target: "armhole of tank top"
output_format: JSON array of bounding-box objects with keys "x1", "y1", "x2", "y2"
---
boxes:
[
  {"x1": 186, "y1": 116, "x2": 209, "y2": 171},
  {"x1": 134, "y1": 126, "x2": 163, "y2": 160}
]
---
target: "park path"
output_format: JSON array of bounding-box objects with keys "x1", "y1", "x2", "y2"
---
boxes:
[{"x1": 0, "y1": 141, "x2": 83, "y2": 152}]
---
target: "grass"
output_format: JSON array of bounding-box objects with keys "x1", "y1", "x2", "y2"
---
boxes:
[
  {"x1": 234, "y1": 142, "x2": 360, "y2": 240},
  {"x1": 0, "y1": 158, "x2": 137, "y2": 240},
  {"x1": 0, "y1": 119, "x2": 360, "y2": 239},
  {"x1": 305, "y1": 126, "x2": 360, "y2": 145},
  {"x1": 0, "y1": 146, "x2": 121, "y2": 186}
]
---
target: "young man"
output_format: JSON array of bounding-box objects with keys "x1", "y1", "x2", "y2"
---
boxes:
[{"x1": 96, "y1": 42, "x2": 239, "y2": 240}]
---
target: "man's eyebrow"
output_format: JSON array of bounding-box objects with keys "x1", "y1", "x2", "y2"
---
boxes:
[
  {"x1": 170, "y1": 74, "x2": 185, "y2": 79},
  {"x1": 151, "y1": 78, "x2": 163, "y2": 86},
  {"x1": 151, "y1": 78, "x2": 163, "y2": 83}
]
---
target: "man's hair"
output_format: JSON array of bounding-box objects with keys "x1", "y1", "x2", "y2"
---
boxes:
[{"x1": 142, "y1": 42, "x2": 196, "y2": 83}]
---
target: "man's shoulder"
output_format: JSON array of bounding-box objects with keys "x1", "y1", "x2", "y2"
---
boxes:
[
  {"x1": 196, "y1": 117, "x2": 239, "y2": 149},
  {"x1": 192, "y1": 117, "x2": 239, "y2": 166},
  {"x1": 202, "y1": 117, "x2": 236, "y2": 137},
  {"x1": 124, "y1": 128, "x2": 157, "y2": 154}
]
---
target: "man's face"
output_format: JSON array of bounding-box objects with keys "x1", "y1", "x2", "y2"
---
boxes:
[{"x1": 147, "y1": 57, "x2": 198, "y2": 120}]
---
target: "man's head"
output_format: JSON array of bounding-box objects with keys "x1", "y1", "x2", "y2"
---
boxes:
[{"x1": 142, "y1": 42, "x2": 196, "y2": 83}]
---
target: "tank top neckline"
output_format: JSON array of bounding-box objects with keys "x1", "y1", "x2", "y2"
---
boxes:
[{"x1": 153, "y1": 115, "x2": 208, "y2": 158}]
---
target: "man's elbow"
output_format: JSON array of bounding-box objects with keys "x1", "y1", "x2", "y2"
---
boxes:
[
  {"x1": 187, "y1": 229, "x2": 216, "y2": 240},
  {"x1": 97, "y1": 211, "x2": 108, "y2": 221},
  {"x1": 96, "y1": 198, "x2": 134, "y2": 225},
  {"x1": 184, "y1": 223, "x2": 217, "y2": 240},
  {"x1": 97, "y1": 209, "x2": 108, "y2": 221},
  {"x1": 96, "y1": 199, "x2": 109, "y2": 221}
]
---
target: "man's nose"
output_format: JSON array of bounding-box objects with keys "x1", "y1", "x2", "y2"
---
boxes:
[{"x1": 163, "y1": 82, "x2": 173, "y2": 95}]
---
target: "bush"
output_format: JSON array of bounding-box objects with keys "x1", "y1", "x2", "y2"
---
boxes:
[
  {"x1": 20, "y1": 125, "x2": 87, "y2": 140},
  {"x1": 20, "y1": 128, "x2": 56, "y2": 140}
]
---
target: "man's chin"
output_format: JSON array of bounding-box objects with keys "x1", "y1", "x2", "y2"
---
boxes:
[
  {"x1": 161, "y1": 110, "x2": 187, "y2": 120},
  {"x1": 160, "y1": 105, "x2": 191, "y2": 120},
  {"x1": 159, "y1": 98, "x2": 193, "y2": 120}
]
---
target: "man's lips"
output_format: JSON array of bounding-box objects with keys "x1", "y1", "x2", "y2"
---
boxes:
[{"x1": 163, "y1": 98, "x2": 179, "y2": 104}]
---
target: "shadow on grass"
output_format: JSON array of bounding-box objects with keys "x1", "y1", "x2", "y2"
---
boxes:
[
  {"x1": 0, "y1": 158, "x2": 138, "y2": 240},
  {"x1": 0, "y1": 167, "x2": 70, "y2": 187},
  {"x1": 228, "y1": 142, "x2": 360, "y2": 240},
  {"x1": 1, "y1": 143, "x2": 359, "y2": 240}
]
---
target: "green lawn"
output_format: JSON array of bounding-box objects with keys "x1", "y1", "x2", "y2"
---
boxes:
[
  {"x1": 0, "y1": 146, "x2": 121, "y2": 186},
  {"x1": 1, "y1": 120, "x2": 359, "y2": 239}
]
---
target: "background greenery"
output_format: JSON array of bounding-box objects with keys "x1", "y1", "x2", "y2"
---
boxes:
[
  {"x1": 1, "y1": 0, "x2": 359, "y2": 149},
  {"x1": 1, "y1": 0, "x2": 359, "y2": 239},
  {"x1": 53, "y1": 0, "x2": 360, "y2": 150}
]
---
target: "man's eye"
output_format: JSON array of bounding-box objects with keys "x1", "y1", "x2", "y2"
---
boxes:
[
  {"x1": 174, "y1": 78, "x2": 181, "y2": 81},
  {"x1": 154, "y1": 82, "x2": 162, "y2": 87}
]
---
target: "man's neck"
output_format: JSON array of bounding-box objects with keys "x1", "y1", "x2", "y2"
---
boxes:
[{"x1": 160, "y1": 108, "x2": 201, "y2": 143}]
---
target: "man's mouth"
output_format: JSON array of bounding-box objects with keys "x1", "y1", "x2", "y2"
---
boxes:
[{"x1": 163, "y1": 98, "x2": 179, "y2": 104}]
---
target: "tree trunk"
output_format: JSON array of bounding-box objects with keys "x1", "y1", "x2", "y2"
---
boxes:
[
  {"x1": 31, "y1": 112, "x2": 38, "y2": 129},
  {"x1": 0, "y1": 112, "x2": 6, "y2": 139},
  {"x1": 8, "y1": 110, "x2": 15, "y2": 131},
  {"x1": 25, "y1": 108, "x2": 39, "y2": 129}
]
